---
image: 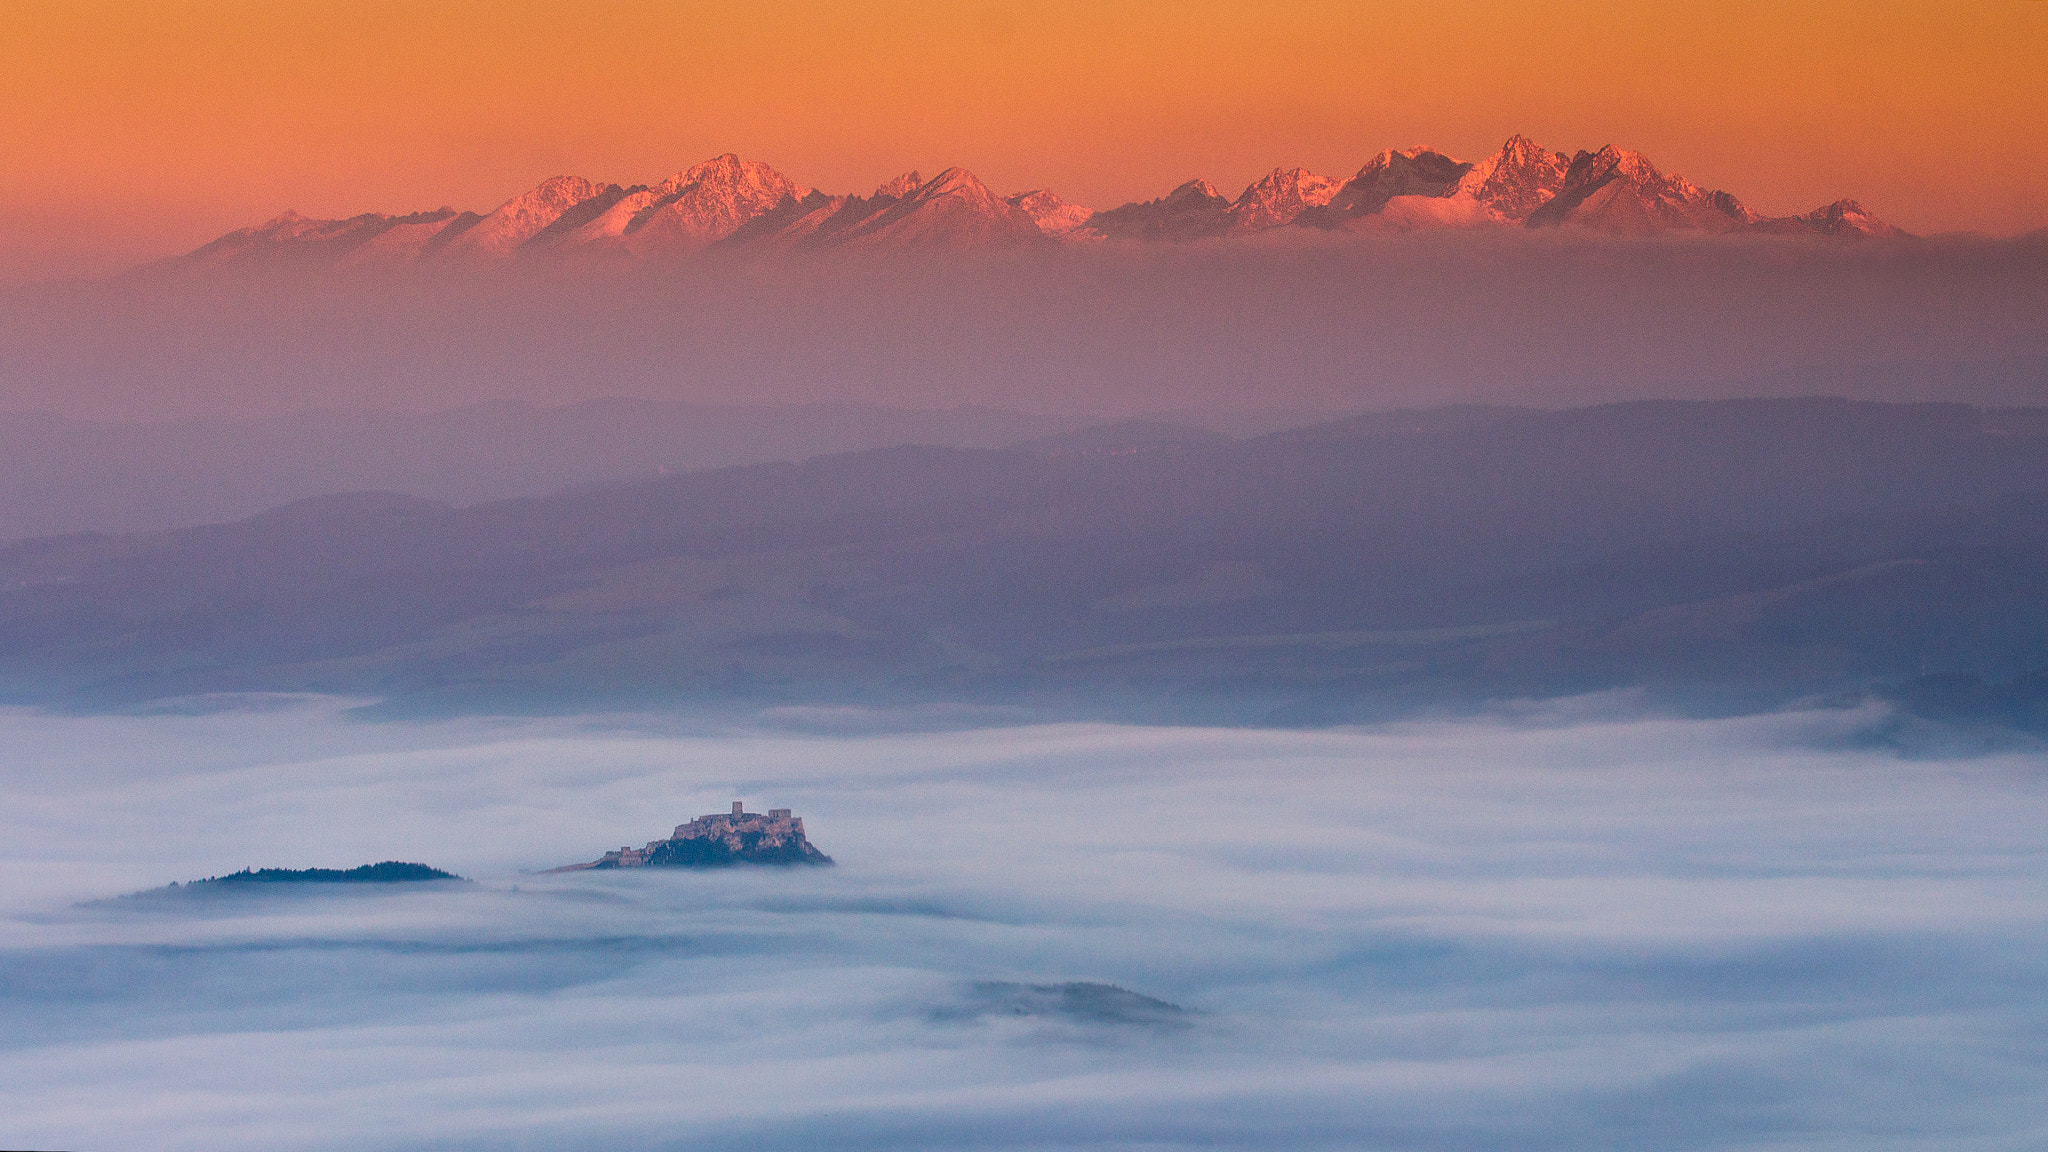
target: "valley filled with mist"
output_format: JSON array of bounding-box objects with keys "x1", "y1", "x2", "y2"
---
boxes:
[{"x1": 4, "y1": 700, "x2": 2046, "y2": 1151}]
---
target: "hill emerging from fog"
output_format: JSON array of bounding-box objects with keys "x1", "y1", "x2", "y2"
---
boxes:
[
  {"x1": 106, "y1": 863, "x2": 470, "y2": 902},
  {"x1": 178, "y1": 863, "x2": 463, "y2": 886},
  {"x1": 4, "y1": 398, "x2": 2047, "y2": 725}
]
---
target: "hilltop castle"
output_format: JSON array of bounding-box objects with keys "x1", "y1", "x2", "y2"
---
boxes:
[{"x1": 553, "y1": 802, "x2": 833, "y2": 870}]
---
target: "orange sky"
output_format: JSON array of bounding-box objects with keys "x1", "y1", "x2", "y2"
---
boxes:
[{"x1": 4, "y1": 0, "x2": 2045, "y2": 279}]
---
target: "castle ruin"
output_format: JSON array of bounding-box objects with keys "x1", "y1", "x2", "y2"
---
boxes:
[{"x1": 552, "y1": 802, "x2": 831, "y2": 870}]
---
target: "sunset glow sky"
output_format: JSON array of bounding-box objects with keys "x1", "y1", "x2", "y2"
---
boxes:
[{"x1": 4, "y1": 1, "x2": 2046, "y2": 279}]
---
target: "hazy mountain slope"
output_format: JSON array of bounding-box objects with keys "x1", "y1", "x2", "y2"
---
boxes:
[
  {"x1": 0, "y1": 400, "x2": 1097, "y2": 540},
  {"x1": 1753, "y1": 199, "x2": 1907, "y2": 239},
  {"x1": 2, "y1": 399, "x2": 2044, "y2": 718},
  {"x1": 1085, "y1": 180, "x2": 1232, "y2": 241},
  {"x1": 519, "y1": 185, "x2": 652, "y2": 252},
  {"x1": 1006, "y1": 190, "x2": 1095, "y2": 237},
  {"x1": 827, "y1": 169, "x2": 1050, "y2": 252},
  {"x1": 184, "y1": 209, "x2": 466, "y2": 268},
  {"x1": 436, "y1": 176, "x2": 609, "y2": 257},
  {"x1": 719, "y1": 190, "x2": 872, "y2": 248}
]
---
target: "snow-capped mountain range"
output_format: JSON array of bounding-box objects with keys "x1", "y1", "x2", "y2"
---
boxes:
[{"x1": 182, "y1": 136, "x2": 1904, "y2": 268}]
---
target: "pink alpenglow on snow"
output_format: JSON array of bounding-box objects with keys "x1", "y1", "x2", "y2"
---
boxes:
[
  {"x1": 1223, "y1": 167, "x2": 1343, "y2": 232},
  {"x1": 169, "y1": 137, "x2": 1909, "y2": 270}
]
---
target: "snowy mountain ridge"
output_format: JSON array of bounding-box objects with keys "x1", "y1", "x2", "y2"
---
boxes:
[{"x1": 179, "y1": 136, "x2": 1908, "y2": 267}]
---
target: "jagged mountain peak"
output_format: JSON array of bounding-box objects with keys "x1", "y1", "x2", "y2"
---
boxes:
[
  {"x1": 1007, "y1": 189, "x2": 1094, "y2": 236},
  {"x1": 514, "y1": 154, "x2": 806, "y2": 256},
  {"x1": 436, "y1": 175, "x2": 607, "y2": 257},
  {"x1": 665, "y1": 152, "x2": 742, "y2": 186},
  {"x1": 1751, "y1": 198, "x2": 1907, "y2": 240},
  {"x1": 873, "y1": 171, "x2": 925, "y2": 199},
  {"x1": 909, "y1": 167, "x2": 988, "y2": 198},
  {"x1": 1802, "y1": 199, "x2": 1904, "y2": 238},
  {"x1": 494, "y1": 176, "x2": 609, "y2": 221},
  {"x1": 1581, "y1": 145, "x2": 1665, "y2": 185},
  {"x1": 1359, "y1": 145, "x2": 1452, "y2": 170},
  {"x1": 652, "y1": 153, "x2": 804, "y2": 198},
  {"x1": 881, "y1": 166, "x2": 1016, "y2": 217},
  {"x1": 619, "y1": 155, "x2": 806, "y2": 253},
  {"x1": 1085, "y1": 178, "x2": 1232, "y2": 242},
  {"x1": 1226, "y1": 167, "x2": 1342, "y2": 232},
  {"x1": 827, "y1": 166, "x2": 1048, "y2": 252},
  {"x1": 1572, "y1": 146, "x2": 1746, "y2": 216},
  {"x1": 1236, "y1": 166, "x2": 1340, "y2": 197},
  {"x1": 1385, "y1": 147, "x2": 1467, "y2": 174},
  {"x1": 534, "y1": 174, "x2": 604, "y2": 198},
  {"x1": 1456, "y1": 136, "x2": 1571, "y2": 222},
  {"x1": 1526, "y1": 146, "x2": 1753, "y2": 233},
  {"x1": 1296, "y1": 147, "x2": 1473, "y2": 228}
]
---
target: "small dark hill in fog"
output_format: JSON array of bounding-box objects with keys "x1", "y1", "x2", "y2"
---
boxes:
[
  {"x1": 937, "y1": 982, "x2": 1194, "y2": 1030},
  {"x1": 181, "y1": 863, "x2": 464, "y2": 886},
  {"x1": 106, "y1": 862, "x2": 469, "y2": 903},
  {"x1": 4, "y1": 397, "x2": 2048, "y2": 724}
]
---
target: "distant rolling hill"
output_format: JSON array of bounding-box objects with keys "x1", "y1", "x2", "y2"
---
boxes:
[
  {"x1": 3, "y1": 398, "x2": 2046, "y2": 724},
  {"x1": 0, "y1": 399, "x2": 1096, "y2": 540}
]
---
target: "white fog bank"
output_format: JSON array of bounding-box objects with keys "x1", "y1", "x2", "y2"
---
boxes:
[{"x1": 1, "y1": 699, "x2": 2045, "y2": 1151}]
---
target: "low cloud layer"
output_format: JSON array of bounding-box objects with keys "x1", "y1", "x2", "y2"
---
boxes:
[{"x1": 2, "y1": 699, "x2": 2045, "y2": 1150}]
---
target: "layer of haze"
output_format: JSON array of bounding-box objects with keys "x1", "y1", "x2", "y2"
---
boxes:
[
  {"x1": 2, "y1": 699, "x2": 2045, "y2": 1149},
  {"x1": 5, "y1": 1, "x2": 2047, "y2": 281},
  {"x1": 6, "y1": 237, "x2": 2048, "y2": 425}
]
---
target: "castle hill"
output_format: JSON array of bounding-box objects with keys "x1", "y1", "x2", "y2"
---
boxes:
[{"x1": 553, "y1": 803, "x2": 833, "y2": 871}]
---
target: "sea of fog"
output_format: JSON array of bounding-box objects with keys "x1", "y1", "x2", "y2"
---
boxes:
[{"x1": 2, "y1": 697, "x2": 2045, "y2": 1151}]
